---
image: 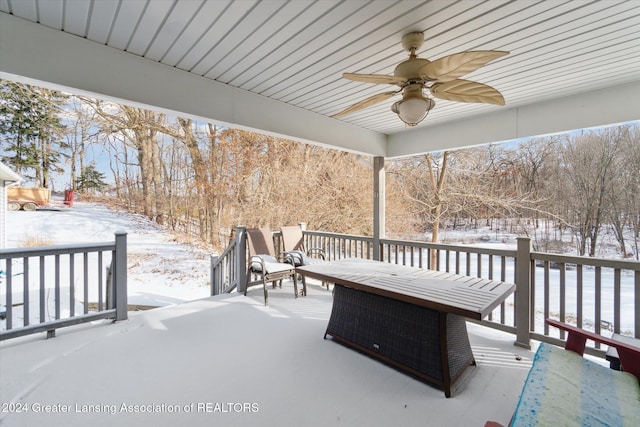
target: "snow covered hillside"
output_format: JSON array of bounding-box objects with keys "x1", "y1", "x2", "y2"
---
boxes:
[{"x1": 5, "y1": 201, "x2": 212, "y2": 308}]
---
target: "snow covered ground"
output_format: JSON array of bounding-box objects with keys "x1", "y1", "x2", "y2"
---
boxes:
[{"x1": 4, "y1": 201, "x2": 212, "y2": 312}]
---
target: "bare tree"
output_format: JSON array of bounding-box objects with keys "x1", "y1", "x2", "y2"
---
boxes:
[
  {"x1": 607, "y1": 125, "x2": 640, "y2": 259},
  {"x1": 82, "y1": 99, "x2": 167, "y2": 223},
  {"x1": 394, "y1": 152, "x2": 451, "y2": 267},
  {"x1": 559, "y1": 129, "x2": 621, "y2": 256},
  {"x1": 66, "y1": 98, "x2": 100, "y2": 191}
]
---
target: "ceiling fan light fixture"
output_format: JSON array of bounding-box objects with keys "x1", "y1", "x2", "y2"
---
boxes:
[{"x1": 391, "y1": 94, "x2": 435, "y2": 126}]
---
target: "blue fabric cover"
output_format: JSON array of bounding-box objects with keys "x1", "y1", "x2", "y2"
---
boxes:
[{"x1": 512, "y1": 342, "x2": 640, "y2": 426}]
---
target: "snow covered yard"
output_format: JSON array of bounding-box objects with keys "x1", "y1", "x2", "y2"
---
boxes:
[{"x1": 4, "y1": 201, "x2": 213, "y2": 309}]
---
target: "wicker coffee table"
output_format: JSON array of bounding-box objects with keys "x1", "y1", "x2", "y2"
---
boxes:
[{"x1": 296, "y1": 258, "x2": 516, "y2": 397}]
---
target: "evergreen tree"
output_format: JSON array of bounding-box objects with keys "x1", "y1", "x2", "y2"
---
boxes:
[
  {"x1": 0, "y1": 81, "x2": 40, "y2": 175},
  {"x1": 0, "y1": 80, "x2": 67, "y2": 186},
  {"x1": 76, "y1": 163, "x2": 107, "y2": 193}
]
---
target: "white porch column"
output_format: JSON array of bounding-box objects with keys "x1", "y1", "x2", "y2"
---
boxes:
[{"x1": 373, "y1": 156, "x2": 385, "y2": 260}]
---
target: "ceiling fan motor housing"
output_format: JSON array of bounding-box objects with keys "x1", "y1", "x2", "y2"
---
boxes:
[
  {"x1": 401, "y1": 31, "x2": 425, "y2": 52},
  {"x1": 394, "y1": 56, "x2": 431, "y2": 82}
]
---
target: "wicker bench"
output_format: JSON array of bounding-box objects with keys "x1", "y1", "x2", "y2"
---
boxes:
[{"x1": 487, "y1": 320, "x2": 640, "y2": 426}]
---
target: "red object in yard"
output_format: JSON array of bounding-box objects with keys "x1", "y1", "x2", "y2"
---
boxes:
[{"x1": 64, "y1": 189, "x2": 75, "y2": 207}]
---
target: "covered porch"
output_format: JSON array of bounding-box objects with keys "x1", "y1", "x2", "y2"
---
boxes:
[{"x1": 1, "y1": 2, "x2": 639, "y2": 425}]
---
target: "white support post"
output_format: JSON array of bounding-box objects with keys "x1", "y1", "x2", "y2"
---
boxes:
[{"x1": 373, "y1": 156, "x2": 385, "y2": 261}]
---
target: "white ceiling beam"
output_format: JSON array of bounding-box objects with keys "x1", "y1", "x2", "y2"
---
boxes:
[
  {"x1": 0, "y1": 13, "x2": 386, "y2": 157},
  {"x1": 387, "y1": 81, "x2": 640, "y2": 158}
]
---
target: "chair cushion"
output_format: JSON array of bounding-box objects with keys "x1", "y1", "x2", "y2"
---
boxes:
[
  {"x1": 301, "y1": 256, "x2": 324, "y2": 266},
  {"x1": 250, "y1": 255, "x2": 294, "y2": 274},
  {"x1": 284, "y1": 250, "x2": 325, "y2": 267},
  {"x1": 282, "y1": 250, "x2": 304, "y2": 266}
]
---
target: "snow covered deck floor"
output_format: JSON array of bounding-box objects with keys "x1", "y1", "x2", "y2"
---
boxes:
[{"x1": 0, "y1": 281, "x2": 535, "y2": 427}]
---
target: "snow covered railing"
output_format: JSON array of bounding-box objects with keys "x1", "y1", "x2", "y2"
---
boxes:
[
  {"x1": 302, "y1": 230, "x2": 374, "y2": 261},
  {"x1": 529, "y1": 251, "x2": 640, "y2": 353},
  {"x1": 0, "y1": 232, "x2": 128, "y2": 340},
  {"x1": 210, "y1": 226, "x2": 246, "y2": 296}
]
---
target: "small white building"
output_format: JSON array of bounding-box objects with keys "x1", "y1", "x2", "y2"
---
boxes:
[{"x1": 0, "y1": 162, "x2": 22, "y2": 249}]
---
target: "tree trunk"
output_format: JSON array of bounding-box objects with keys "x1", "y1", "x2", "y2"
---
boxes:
[{"x1": 427, "y1": 151, "x2": 449, "y2": 269}]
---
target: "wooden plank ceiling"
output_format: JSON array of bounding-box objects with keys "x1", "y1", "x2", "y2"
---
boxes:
[{"x1": 1, "y1": 0, "x2": 639, "y2": 146}]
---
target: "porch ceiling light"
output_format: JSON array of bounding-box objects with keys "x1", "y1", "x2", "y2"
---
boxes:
[{"x1": 390, "y1": 84, "x2": 435, "y2": 127}]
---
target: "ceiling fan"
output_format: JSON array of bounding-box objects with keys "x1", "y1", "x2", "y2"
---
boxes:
[{"x1": 332, "y1": 32, "x2": 509, "y2": 126}]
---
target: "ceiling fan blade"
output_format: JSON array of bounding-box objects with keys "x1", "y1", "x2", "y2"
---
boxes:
[
  {"x1": 429, "y1": 79, "x2": 505, "y2": 105},
  {"x1": 343, "y1": 73, "x2": 407, "y2": 85},
  {"x1": 331, "y1": 91, "x2": 398, "y2": 118},
  {"x1": 419, "y1": 51, "x2": 509, "y2": 82}
]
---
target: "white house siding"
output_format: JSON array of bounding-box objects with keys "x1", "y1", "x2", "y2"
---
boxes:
[
  {"x1": 0, "y1": 163, "x2": 22, "y2": 249},
  {"x1": 0, "y1": 183, "x2": 6, "y2": 248}
]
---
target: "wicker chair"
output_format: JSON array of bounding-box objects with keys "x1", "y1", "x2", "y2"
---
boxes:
[
  {"x1": 280, "y1": 225, "x2": 328, "y2": 289},
  {"x1": 245, "y1": 228, "x2": 301, "y2": 305}
]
